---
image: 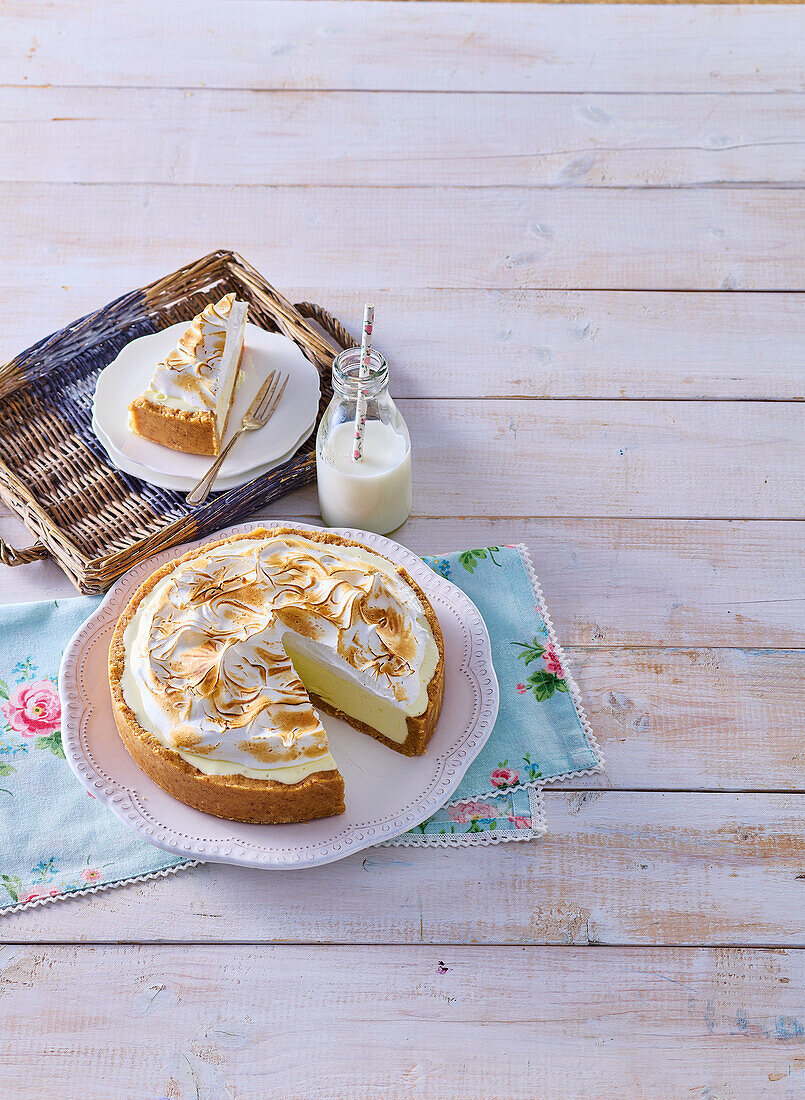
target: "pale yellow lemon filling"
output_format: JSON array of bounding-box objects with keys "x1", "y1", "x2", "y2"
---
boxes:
[
  {"x1": 175, "y1": 748, "x2": 338, "y2": 782},
  {"x1": 283, "y1": 639, "x2": 409, "y2": 744}
]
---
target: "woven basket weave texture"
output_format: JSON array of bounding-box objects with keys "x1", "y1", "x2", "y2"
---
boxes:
[{"x1": 0, "y1": 250, "x2": 356, "y2": 593}]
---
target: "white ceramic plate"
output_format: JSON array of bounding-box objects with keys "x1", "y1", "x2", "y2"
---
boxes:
[
  {"x1": 59, "y1": 522, "x2": 499, "y2": 869},
  {"x1": 92, "y1": 322, "x2": 320, "y2": 487},
  {"x1": 92, "y1": 411, "x2": 317, "y2": 493}
]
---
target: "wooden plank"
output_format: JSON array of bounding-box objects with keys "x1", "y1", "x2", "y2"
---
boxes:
[
  {"x1": 400, "y1": 399, "x2": 803, "y2": 518},
  {"x1": 1, "y1": 945, "x2": 802, "y2": 1100},
  {"x1": 1, "y1": 512, "x2": 802, "y2": 648},
  {"x1": 4, "y1": 792, "x2": 805, "y2": 946},
  {"x1": 573, "y1": 647, "x2": 805, "y2": 791},
  {"x1": 4, "y1": 398, "x2": 803, "y2": 521},
  {"x1": 302, "y1": 289, "x2": 805, "y2": 399},
  {"x1": 1, "y1": 945, "x2": 803, "y2": 1098},
  {"x1": 5, "y1": 286, "x2": 804, "y2": 400},
  {"x1": 3, "y1": 183, "x2": 804, "y2": 291},
  {"x1": 3, "y1": 2, "x2": 802, "y2": 92},
  {"x1": 4, "y1": 88, "x2": 804, "y2": 188}
]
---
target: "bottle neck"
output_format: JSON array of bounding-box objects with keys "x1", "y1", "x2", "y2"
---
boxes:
[{"x1": 332, "y1": 347, "x2": 389, "y2": 398}]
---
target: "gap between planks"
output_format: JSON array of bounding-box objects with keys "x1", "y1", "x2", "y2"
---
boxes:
[
  {"x1": 3, "y1": 941, "x2": 805, "y2": 949},
  {"x1": 9, "y1": 86, "x2": 805, "y2": 96}
]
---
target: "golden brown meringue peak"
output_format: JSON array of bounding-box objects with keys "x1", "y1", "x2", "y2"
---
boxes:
[
  {"x1": 141, "y1": 293, "x2": 238, "y2": 413},
  {"x1": 126, "y1": 534, "x2": 435, "y2": 771}
]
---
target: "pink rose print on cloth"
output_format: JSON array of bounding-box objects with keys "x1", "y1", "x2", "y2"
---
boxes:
[
  {"x1": 542, "y1": 643, "x2": 564, "y2": 678},
  {"x1": 80, "y1": 868, "x2": 103, "y2": 883},
  {"x1": 2, "y1": 680, "x2": 61, "y2": 737},
  {"x1": 512, "y1": 638, "x2": 569, "y2": 702},
  {"x1": 20, "y1": 887, "x2": 60, "y2": 904},
  {"x1": 490, "y1": 766, "x2": 520, "y2": 790},
  {"x1": 446, "y1": 800, "x2": 498, "y2": 824},
  {"x1": 508, "y1": 816, "x2": 531, "y2": 830}
]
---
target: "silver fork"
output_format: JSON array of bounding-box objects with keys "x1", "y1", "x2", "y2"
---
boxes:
[{"x1": 186, "y1": 371, "x2": 289, "y2": 505}]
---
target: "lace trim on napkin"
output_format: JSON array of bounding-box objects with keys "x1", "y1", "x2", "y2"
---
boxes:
[
  {"x1": 0, "y1": 859, "x2": 198, "y2": 917},
  {"x1": 384, "y1": 787, "x2": 546, "y2": 848}
]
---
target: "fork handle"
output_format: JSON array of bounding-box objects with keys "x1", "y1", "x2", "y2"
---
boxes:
[{"x1": 186, "y1": 428, "x2": 245, "y2": 506}]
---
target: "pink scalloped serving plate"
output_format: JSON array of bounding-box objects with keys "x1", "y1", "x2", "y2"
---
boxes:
[{"x1": 59, "y1": 522, "x2": 499, "y2": 869}]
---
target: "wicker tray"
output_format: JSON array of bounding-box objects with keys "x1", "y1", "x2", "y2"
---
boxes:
[{"x1": 0, "y1": 250, "x2": 356, "y2": 593}]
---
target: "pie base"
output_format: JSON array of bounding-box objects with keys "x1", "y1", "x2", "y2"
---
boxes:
[
  {"x1": 111, "y1": 698, "x2": 345, "y2": 824},
  {"x1": 129, "y1": 397, "x2": 219, "y2": 456},
  {"x1": 108, "y1": 526, "x2": 445, "y2": 824}
]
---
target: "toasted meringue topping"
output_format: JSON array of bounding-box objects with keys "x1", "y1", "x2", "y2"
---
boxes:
[
  {"x1": 121, "y1": 533, "x2": 439, "y2": 780},
  {"x1": 137, "y1": 293, "x2": 248, "y2": 421}
]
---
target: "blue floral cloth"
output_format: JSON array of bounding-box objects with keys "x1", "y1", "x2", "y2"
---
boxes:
[
  {"x1": 0, "y1": 545, "x2": 596, "y2": 911},
  {"x1": 0, "y1": 597, "x2": 187, "y2": 911},
  {"x1": 424, "y1": 545, "x2": 601, "y2": 799}
]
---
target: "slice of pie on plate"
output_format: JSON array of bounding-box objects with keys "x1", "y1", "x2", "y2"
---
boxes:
[
  {"x1": 128, "y1": 293, "x2": 248, "y2": 456},
  {"x1": 108, "y1": 527, "x2": 445, "y2": 824}
]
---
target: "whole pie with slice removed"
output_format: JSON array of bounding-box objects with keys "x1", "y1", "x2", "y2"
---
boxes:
[
  {"x1": 128, "y1": 293, "x2": 248, "y2": 456},
  {"x1": 109, "y1": 527, "x2": 445, "y2": 823}
]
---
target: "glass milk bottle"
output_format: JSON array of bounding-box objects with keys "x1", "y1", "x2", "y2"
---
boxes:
[{"x1": 316, "y1": 347, "x2": 412, "y2": 534}]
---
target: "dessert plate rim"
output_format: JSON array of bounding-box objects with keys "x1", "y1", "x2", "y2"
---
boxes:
[
  {"x1": 59, "y1": 521, "x2": 500, "y2": 869},
  {"x1": 92, "y1": 321, "x2": 321, "y2": 485},
  {"x1": 91, "y1": 410, "x2": 317, "y2": 492}
]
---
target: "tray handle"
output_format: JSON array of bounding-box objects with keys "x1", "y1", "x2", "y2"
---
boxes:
[
  {"x1": 294, "y1": 302, "x2": 356, "y2": 353},
  {"x1": 0, "y1": 538, "x2": 50, "y2": 567}
]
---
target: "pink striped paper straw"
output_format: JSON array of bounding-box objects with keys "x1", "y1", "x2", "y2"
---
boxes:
[{"x1": 352, "y1": 303, "x2": 375, "y2": 462}]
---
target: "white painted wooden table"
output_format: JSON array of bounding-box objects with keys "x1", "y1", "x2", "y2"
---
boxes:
[{"x1": 1, "y1": 4, "x2": 804, "y2": 1096}]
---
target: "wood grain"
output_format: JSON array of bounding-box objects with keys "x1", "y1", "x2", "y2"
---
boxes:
[
  {"x1": 3, "y1": 2, "x2": 802, "y2": 92},
  {"x1": 1, "y1": 511, "x2": 802, "y2": 647},
  {"x1": 1, "y1": 944, "x2": 803, "y2": 1098},
  {"x1": 573, "y1": 647, "x2": 805, "y2": 791},
  {"x1": 1, "y1": 1, "x2": 804, "y2": 1084},
  {"x1": 3, "y1": 792, "x2": 805, "y2": 946},
  {"x1": 3, "y1": 183, "x2": 804, "y2": 290},
  {"x1": 5, "y1": 287, "x2": 804, "y2": 400},
  {"x1": 5, "y1": 88, "x2": 804, "y2": 188}
]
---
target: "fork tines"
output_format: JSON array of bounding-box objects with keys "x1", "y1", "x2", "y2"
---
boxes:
[{"x1": 254, "y1": 372, "x2": 289, "y2": 423}]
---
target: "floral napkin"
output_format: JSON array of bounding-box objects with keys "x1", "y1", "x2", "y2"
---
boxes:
[
  {"x1": 424, "y1": 545, "x2": 602, "y2": 796},
  {"x1": 0, "y1": 544, "x2": 597, "y2": 914},
  {"x1": 387, "y1": 544, "x2": 601, "y2": 843},
  {"x1": 0, "y1": 596, "x2": 188, "y2": 911}
]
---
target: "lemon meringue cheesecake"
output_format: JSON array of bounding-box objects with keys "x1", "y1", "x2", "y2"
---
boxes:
[
  {"x1": 128, "y1": 293, "x2": 248, "y2": 456},
  {"x1": 109, "y1": 528, "x2": 445, "y2": 824}
]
